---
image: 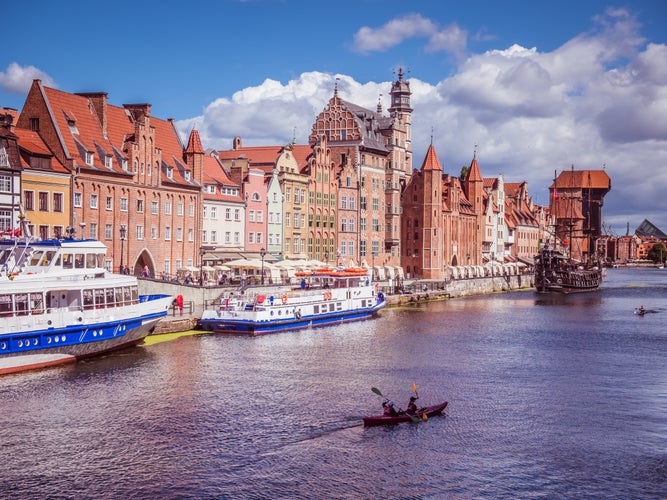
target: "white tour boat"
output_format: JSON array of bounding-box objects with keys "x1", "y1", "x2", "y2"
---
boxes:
[
  {"x1": 0, "y1": 231, "x2": 172, "y2": 375},
  {"x1": 198, "y1": 268, "x2": 387, "y2": 335}
]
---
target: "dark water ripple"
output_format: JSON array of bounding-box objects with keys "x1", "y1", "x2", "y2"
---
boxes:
[{"x1": 1, "y1": 268, "x2": 666, "y2": 498}]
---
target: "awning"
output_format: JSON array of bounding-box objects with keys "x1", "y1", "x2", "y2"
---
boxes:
[{"x1": 518, "y1": 256, "x2": 535, "y2": 265}]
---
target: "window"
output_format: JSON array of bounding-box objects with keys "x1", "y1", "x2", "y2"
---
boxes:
[
  {"x1": 89, "y1": 222, "x2": 98, "y2": 240},
  {"x1": 74, "y1": 193, "x2": 82, "y2": 207},
  {"x1": 0, "y1": 175, "x2": 11, "y2": 192},
  {"x1": 189, "y1": 204, "x2": 195, "y2": 217},
  {"x1": 120, "y1": 197, "x2": 128, "y2": 212},
  {"x1": 177, "y1": 203, "x2": 184, "y2": 216},
  {"x1": 176, "y1": 228, "x2": 183, "y2": 242},
  {"x1": 341, "y1": 218, "x2": 347, "y2": 232},
  {"x1": 349, "y1": 219, "x2": 355, "y2": 232},
  {"x1": 210, "y1": 207, "x2": 217, "y2": 220},
  {"x1": 85, "y1": 152, "x2": 94, "y2": 165},
  {"x1": 188, "y1": 228, "x2": 194, "y2": 241},
  {"x1": 349, "y1": 196, "x2": 355, "y2": 210},
  {"x1": 225, "y1": 208, "x2": 231, "y2": 220},
  {"x1": 286, "y1": 187, "x2": 291, "y2": 202},
  {"x1": 136, "y1": 199, "x2": 144, "y2": 213},
  {"x1": 225, "y1": 232, "x2": 231, "y2": 244},
  {"x1": 248, "y1": 232, "x2": 254, "y2": 244},
  {"x1": 360, "y1": 196, "x2": 367, "y2": 210},
  {"x1": 152, "y1": 201, "x2": 159, "y2": 214},
  {"x1": 249, "y1": 210, "x2": 255, "y2": 222},
  {"x1": 90, "y1": 194, "x2": 98, "y2": 209},
  {"x1": 165, "y1": 201, "x2": 172, "y2": 215},
  {"x1": 210, "y1": 230, "x2": 217, "y2": 243},
  {"x1": 0, "y1": 147, "x2": 7, "y2": 167},
  {"x1": 152, "y1": 227, "x2": 158, "y2": 240},
  {"x1": 24, "y1": 191, "x2": 34, "y2": 211},
  {"x1": 165, "y1": 226, "x2": 171, "y2": 241},
  {"x1": 106, "y1": 196, "x2": 113, "y2": 210},
  {"x1": 136, "y1": 225, "x2": 143, "y2": 240},
  {"x1": 341, "y1": 195, "x2": 347, "y2": 209},
  {"x1": 285, "y1": 213, "x2": 291, "y2": 228},
  {"x1": 257, "y1": 211, "x2": 263, "y2": 223},
  {"x1": 104, "y1": 156, "x2": 112, "y2": 168}
]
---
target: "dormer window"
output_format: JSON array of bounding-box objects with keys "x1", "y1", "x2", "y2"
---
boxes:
[
  {"x1": 0, "y1": 147, "x2": 8, "y2": 167},
  {"x1": 167, "y1": 167, "x2": 173, "y2": 179},
  {"x1": 85, "y1": 152, "x2": 94, "y2": 165},
  {"x1": 122, "y1": 159, "x2": 128, "y2": 171},
  {"x1": 67, "y1": 119, "x2": 79, "y2": 135},
  {"x1": 184, "y1": 171, "x2": 191, "y2": 181},
  {"x1": 104, "y1": 156, "x2": 112, "y2": 168}
]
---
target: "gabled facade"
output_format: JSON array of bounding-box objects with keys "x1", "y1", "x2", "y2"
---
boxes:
[
  {"x1": 305, "y1": 134, "x2": 337, "y2": 262},
  {"x1": 201, "y1": 150, "x2": 245, "y2": 260},
  {"x1": 0, "y1": 112, "x2": 23, "y2": 237},
  {"x1": 309, "y1": 70, "x2": 412, "y2": 276},
  {"x1": 14, "y1": 124, "x2": 70, "y2": 239},
  {"x1": 16, "y1": 81, "x2": 201, "y2": 276}
]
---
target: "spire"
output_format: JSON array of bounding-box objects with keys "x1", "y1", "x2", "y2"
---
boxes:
[
  {"x1": 465, "y1": 147, "x2": 483, "y2": 182},
  {"x1": 377, "y1": 93, "x2": 383, "y2": 113},
  {"x1": 334, "y1": 77, "x2": 340, "y2": 98},
  {"x1": 420, "y1": 143, "x2": 442, "y2": 172},
  {"x1": 184, "y1": 128, "x2": 204, "y2": 154}
]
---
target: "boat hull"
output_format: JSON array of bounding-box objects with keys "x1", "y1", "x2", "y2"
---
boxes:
[
  {"x1": 200, "y1": 301, "x2": 385, "y2": 335},
  {"x1": 534, "y1": 248, "x2": 603, "y2": 293},
  {"x1": 0, "y1": 296, "x2": 172, "y2": 375},
  {"x1": 363, "y1": 402, "x2": 448, "y2": 427}
]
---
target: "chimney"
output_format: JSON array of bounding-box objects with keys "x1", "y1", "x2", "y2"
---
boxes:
[
  {"x1": 123, "y1": 103, "x2": 152, "y2": 122},
  {"x1": 77, "y1": 92, "x2": 108, "y2": 136}
]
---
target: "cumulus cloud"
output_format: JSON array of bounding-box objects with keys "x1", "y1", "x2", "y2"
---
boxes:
[
  {"x1": 177, "y1": 8, "x2": 667, "y2": 232},
  {"x1": 0, "y1": 62, "x2": 56, "y2": 94},
  {"x1": 352, "y1": 13, "x2": 467, "y2": 60}
]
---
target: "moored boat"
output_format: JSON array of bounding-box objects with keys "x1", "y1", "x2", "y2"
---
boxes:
[
  {"x1": 198, "y1": 268, "x2": 386, "y2": 335},
  {"x1": 363, "y1": 402, "x2": 448, "y2": 427},
  {"x1": 534, "y1": 247, "x2": 603, "y2": 293},
  {"x1": 0, "y1": 233, "x2": 172, "y2": 375}
]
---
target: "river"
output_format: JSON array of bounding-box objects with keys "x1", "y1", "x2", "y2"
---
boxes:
[{"x1": 1, "y1": 268, "x2": 665, "y2": 499}]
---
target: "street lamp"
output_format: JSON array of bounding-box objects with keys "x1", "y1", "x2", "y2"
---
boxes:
[
  {"x1": 260, "y1": 247, "x2": 266, "y2": 285},
  {"x1": 119, "y1": 226, "x2": 127, "y2": 274}
]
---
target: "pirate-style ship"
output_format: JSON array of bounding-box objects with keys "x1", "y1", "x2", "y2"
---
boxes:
[{"x1": 534, "y1": 167, "x2": 611, "y2": 293}]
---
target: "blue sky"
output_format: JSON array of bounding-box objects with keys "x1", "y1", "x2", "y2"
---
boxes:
[{"x1": 3, "y1": 0, "x2": 667, "y2": 234}]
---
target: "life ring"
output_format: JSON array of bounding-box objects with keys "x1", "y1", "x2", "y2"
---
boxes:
[
  {"x1": 324, "y1": 291, "x2": 332, "y2": 300},
  {"x1": 281, "y1": 294, "x2": 288, "y2": 304}
]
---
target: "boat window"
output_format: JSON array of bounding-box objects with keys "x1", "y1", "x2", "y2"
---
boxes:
[
  {"x1": 123, "y1": 287, "x2": 132, "y2": 305},
  {"x1": 83, "y1": 289, "x2": 94, "y2": 310},
  {"x1": 131, "y1": 287, "x2": 139, "y2": 303},
  {"x1": 75, "y1": 254, "x2": 85, "y2": 269},
  {"x1": 86, "y1": 253, "x2": 97, "y2": 268},
  {"x1": 0, "y1": 294, "x2": 12, "y2": 316},
  {"x1": 313, "y1": 305, "x2": 319, "y2": 314},
  {"x1": 29, "y1": 251, "x2": 44, "y2": 266},
  {"x1": 63, "y1": 254, "x2": 73, "y2": 269},
  {"x1": 15, "y1": 293, "x2": 29, "y2": 316},
  {"x1": 0, "y1": 249, "x2": 8, "y2": 265},
  {"x1": 115, "y1": 287, "x2": 123, "y2": 306},
  {"x1": 42, "y1": 251, "x2": 56, "y2": 266},
  {"x1": 105, "y1": 288, "x2": 115, "y2": 307},
  {"x1": 94, "y1": 289, "x2": 105, "y2": 308},
  {"x1": 30, "y1": 293, "x2": 44, "y2": 314}
]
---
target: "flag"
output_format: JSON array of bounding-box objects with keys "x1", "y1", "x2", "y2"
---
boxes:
[{"x1": 554, "y1": 187, "x2": 559, "y2": 201}]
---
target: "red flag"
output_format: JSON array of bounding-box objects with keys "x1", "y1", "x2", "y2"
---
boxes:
[{"x1": 554, "y1": 187, "x2": 559, "y2": 201}]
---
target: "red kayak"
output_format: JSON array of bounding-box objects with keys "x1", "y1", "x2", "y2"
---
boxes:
[{"x1": 363, "y1": 402, "x2": 448, "y2": 427}]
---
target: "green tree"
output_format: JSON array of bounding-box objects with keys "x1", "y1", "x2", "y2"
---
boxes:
[
  {"x1": 647, "y1": 242, "x2": 667, "y2": 263},
  {"x1": 460, "y1": 166, "x2": 469, "y2": 182}
]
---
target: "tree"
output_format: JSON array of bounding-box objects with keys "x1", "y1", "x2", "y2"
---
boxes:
[{"x1": 647, "y1": 242, "x2": 667, "y2": 263}]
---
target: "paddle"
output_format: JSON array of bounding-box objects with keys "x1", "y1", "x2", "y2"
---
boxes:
[
  {"x1": 371, "y1": 387, "x2": 420, "y2": 423},
  {"x1": 411, "y1": 383, "x2": 428, "y2": 421}
]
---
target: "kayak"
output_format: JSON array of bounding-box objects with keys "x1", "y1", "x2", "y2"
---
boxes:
[{"x1": 362, "y1": 402, "x2": 448, "y2": 427}]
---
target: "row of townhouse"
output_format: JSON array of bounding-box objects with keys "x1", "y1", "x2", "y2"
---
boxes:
[{"x1": 2, "y1": 71, "x2": 549, "y2": 281}]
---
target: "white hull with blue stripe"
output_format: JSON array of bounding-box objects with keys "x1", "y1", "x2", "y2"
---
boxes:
[
  {"x1": 199, "y1": 269, "x2": 386, "y2": 335},
  {"x1": 0, "y1": 236, "x2": 171, "y2": 375}
]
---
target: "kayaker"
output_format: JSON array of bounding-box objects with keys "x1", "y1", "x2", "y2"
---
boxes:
[
  {"x1": 406, "y1": 396, "x2": 419, "y2": 414},
  {"x1": 383, "y1": 400, "x2": 399, "y2": 416}
]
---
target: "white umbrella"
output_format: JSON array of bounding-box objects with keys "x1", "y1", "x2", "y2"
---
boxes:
[
  {"x1": 214, "y1": 265, "x2": 231, "y2": 271},
  {"x1": 202, "y1": 265, "x2": 216, "y2": 272}
]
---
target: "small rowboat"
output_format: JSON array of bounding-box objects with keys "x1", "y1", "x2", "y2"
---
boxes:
[{"x1": 362, "y1": 402, "x2": 448, "y2": 427}]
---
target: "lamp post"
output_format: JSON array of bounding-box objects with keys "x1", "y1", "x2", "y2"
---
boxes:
[
  {"x1": 260, "y1": 247, "x2": 266, "y2": 285},
  {"x1": 119, "y1": 226, "x2": 126, "y2": 274}
]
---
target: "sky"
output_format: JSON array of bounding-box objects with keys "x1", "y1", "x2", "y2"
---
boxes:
[{"x1": 3, "y1": 0, "x2": 666, "y2": 235}]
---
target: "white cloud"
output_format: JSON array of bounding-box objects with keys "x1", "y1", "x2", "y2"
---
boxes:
[
  {"x1": 178, "y1": 9, "x2": 667, "y2": 232},
  {"x1": 0, "y1": 62, "x2": 56, "y2": 94},
  {"x1": 352, "y1": 13, "x2": 467, "y2": 60}
]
